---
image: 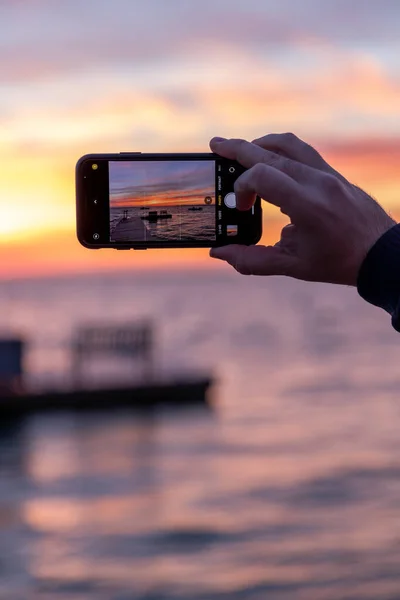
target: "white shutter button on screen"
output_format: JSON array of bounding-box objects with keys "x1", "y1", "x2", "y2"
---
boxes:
[{"x1": 224, "y1": 192, "x2": 236, "y2": 209}]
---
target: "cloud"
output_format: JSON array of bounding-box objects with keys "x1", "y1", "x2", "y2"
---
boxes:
[
  {"x1": 1, "y1": 44, "x2": 399, "y2": 158},
  {"x1": 109, "y1": 160, "x2": 215, "y2": 205},
  {"x1": 1, "y1": 0, "x2": 399, "y2": 84},
  {"x1": 299, "y1": 0, "x2": 400, "y2": 41},
  {"x1": 0, "y1": 1, "x2": 290, "y2": 84},
  {"x1": 1, "y1": 0, "x2": 399, "y2": 151},
  {"x1": 319, "y1": 137, "x2": 400, "y2": 186}
]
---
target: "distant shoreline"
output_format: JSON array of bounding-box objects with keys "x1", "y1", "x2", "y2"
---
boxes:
[{"x1": 110, "y1": 202, "x2": 214, "y2": 210}]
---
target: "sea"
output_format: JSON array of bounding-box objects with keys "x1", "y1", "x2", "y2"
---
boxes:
[
  {"x1": 110, "y1": 205, "x2": 215, "y2": 242},
  {"x1": 1, "y1": 268, "x2": 400, "y2": 600}
]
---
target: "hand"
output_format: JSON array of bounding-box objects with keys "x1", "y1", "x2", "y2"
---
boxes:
[{"x1": 210, "y1": 133, "x2": 396, "y2": 286}]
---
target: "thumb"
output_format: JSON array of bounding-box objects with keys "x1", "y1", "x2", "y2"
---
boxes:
[{"x1": 210, "y1": 244, "x2": 303, "y2": 277}]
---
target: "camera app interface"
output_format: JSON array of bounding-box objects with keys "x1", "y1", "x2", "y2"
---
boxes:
[{"x1": 109, "y1": 160, "x2": 216, "y2": 242}]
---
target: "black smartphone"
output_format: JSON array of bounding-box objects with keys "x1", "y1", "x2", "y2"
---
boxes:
[{"x1": 76, "y1": 152, "x2": 262, "y2": 249}]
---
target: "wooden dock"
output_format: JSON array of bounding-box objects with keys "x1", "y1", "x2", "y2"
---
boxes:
[
  {"x1": 112, "y1": 216, "x2": 158, "y2": 242},
  {"x1": 0, "y1": 326, "x2": 214, "y2": 416},
  {"x1": 0, "y1": 377, "x2": 213, "y2": 416}
]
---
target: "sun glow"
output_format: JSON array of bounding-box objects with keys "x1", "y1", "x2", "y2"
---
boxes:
[{"x1": 1, "y1": 1, "x2": 400, "y2": 277}]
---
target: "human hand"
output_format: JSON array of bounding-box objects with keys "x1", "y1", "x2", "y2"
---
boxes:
[{"x1": 210, "y1": 133, "x2": 396, "y2": 286}]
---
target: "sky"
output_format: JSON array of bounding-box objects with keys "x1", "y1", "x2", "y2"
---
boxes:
[
  {"x1": 1, "y1": 0, "x2": 400, "y2": 277},
  {"x1": 110, "y1": 161, "x2": 215, "y2": 207}
]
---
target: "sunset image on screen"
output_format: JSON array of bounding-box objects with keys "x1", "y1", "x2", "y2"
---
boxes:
[{"x1": 109, "y1": 160, "x2": 215, "y2": 242}]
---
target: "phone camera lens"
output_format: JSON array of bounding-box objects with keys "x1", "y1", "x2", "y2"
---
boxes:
[{"x1": 93, "y1": 233, "x2": 100, "y2": 240}]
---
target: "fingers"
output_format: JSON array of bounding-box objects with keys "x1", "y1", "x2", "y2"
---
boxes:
[
  {"x1": 210, "y1": 136, "x2": 307, "y2": 182},
  {"x1": 210, "y1": 136, "x2": 266, "y2": 167},
  {"x1": 233, "y1": 162, "x2": 312, "y2": 219},
  {"x1": 252, "y1": 132, "x2": 347, "y2": 182},
  {"x1": 275, "y1": 224, "x2": 298, "y2": 252},
  {"x1": 210, "y1": 244, "x2": 303, "y2": 277},
  {"x1": 280, "y1": 223, "x2": 297, "y2": 238}
]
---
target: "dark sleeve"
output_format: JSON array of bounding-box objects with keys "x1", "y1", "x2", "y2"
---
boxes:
[{"x1": 357, "y1": 224, "x2": 400, "y2": 332}]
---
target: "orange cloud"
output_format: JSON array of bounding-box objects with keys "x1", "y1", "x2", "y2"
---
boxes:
[
  {"x1": 192, "y1": 52, "x2": 400, "y2": 140},
  {"x1": 318, "y1": 138, "x2": 400, "y2": 210}
]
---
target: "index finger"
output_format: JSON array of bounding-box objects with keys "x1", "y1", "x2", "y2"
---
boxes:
[
  {"x1": 252, "y1": 132, "x2": 348, "y2": 183},
  {"x1": 210, "y1": 137, "x2": 306, "y2": 182},
  {"x1": 233, "y1": 162, "x2": 310, "y2": 219}
]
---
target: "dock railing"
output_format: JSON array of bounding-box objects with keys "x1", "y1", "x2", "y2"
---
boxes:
[{"x1": 71, "y1": 322, "x2": 154, "y2": 389}]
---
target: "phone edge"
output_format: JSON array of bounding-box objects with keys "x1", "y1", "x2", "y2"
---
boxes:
[{"x1": 75, "y1": 153, "x2": 263, "y2": 250}]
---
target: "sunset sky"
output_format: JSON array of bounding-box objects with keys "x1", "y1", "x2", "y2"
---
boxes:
[
  {"x1": 110, "y1": 160, "x2": 215, "y2": 207},
  {"x1": 1, "y1": 0, "x2": 400, "y2": 277}
]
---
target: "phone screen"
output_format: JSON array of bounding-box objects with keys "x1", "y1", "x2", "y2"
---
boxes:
[
  {"x1": 77, "y1": 154, "x2": 262, "y2": 248},
  {"x1": 109, "y1": 160, "x2": 216, "y2": 243}
]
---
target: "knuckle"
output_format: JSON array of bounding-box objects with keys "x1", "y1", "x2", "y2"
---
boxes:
[
  {"x1": 280, "y1": 132, "x2": 309, "y2": 155},
  {"x1": 282, "y1": 132, "x2": 298, "y2": 144},
  {"x1": 264, "y1": 152, "x2": 290, "y2": 174},
  {"x1": 302, "y1": 140, "x2": 318, "y2": 155},
  {"x1": 297, "y1": 139, "x2": 322, "y2": 159},
  {"x1": 322, "y1": 173, "x2": 343, "y2": 194},
  {"x1": 252, "y1": 162, "x2": 266, "y2": 176},
  {"x1": 234, "y1": 170, "x2": 251, "y2": 193},
  {"x1": 251, "y1": 162, "x2": 268, "y2": 183},
  {"x1": 251, "y1": 134, "x2": 268, "y2": 144},
  {"x1": 231, "y1": 138, "x2": 247, "y2": 149},
  {"x1": 233, "y1": 178, "x2": 244, "y2": 194}
]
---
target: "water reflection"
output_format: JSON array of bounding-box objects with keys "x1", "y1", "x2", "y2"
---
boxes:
[
  {"x1": 0, "y1": 400, "x2": 399, "y2": 599},
  {"x1": 2, "y1": 274, "x2": 400, "y2": 598}
]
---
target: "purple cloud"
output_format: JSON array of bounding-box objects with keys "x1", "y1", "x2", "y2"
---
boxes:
[{"x1": 1, "y1": 0, "x2": 399, "y2": 84}]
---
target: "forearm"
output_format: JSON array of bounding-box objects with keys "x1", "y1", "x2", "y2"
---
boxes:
[{"x1": 357, "y1": 224, "x2": 400, "y2": 331}]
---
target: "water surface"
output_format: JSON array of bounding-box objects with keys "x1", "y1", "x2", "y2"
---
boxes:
[{"x1": 1, "y1": 270, "x2": 400, "y2": 599}]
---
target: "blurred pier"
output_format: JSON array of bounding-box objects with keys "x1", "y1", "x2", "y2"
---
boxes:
[{"x1": 0, "y1": 322, "x2": 213, "y2": 415}]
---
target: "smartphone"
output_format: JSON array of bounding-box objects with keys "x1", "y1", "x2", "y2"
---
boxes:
[{"x1": 76, "y1": 152, "x2": 262, "y2": 249}]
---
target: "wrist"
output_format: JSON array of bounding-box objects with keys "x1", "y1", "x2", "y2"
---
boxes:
[
  {"x1": 351, "y1": 216, "x2": 397, "y2": 286},
  {"x1": 357, "y1": 222, "x2": 400, "y2": 314}
]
